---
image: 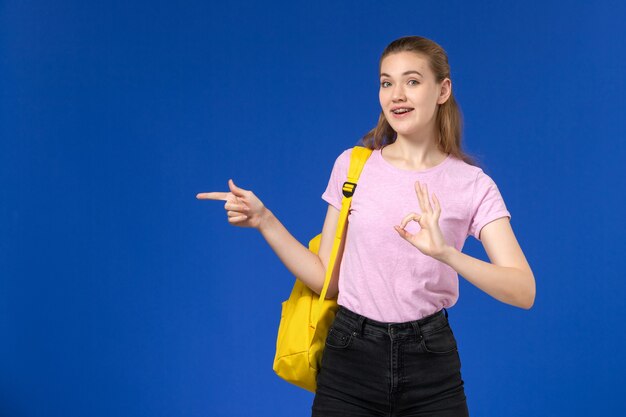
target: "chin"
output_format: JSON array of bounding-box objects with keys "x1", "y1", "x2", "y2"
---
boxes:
[{"x1": 391, "y1": 126, "x2": 421, "y2": 137}]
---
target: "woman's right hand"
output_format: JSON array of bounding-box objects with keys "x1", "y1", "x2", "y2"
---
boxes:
[{"x1": 196, "y1": 179, "x2": 269, "y2": 229}]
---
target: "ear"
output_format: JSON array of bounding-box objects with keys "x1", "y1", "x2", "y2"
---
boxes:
[{"x1": 437, "y1": 78, "x2": 452, "y2": 105}]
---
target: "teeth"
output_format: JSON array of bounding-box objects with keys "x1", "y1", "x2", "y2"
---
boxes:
[{"x1": 393, "y1": 108, "x2": 412, "y2": 114}]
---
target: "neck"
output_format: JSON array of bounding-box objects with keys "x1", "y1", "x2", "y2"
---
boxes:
[{"x1": 383, "y1": 135, "x2": 447, "y2": 169}]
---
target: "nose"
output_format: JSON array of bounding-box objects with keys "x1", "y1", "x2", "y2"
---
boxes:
[{"x1": 391, "y1": 84, "x2": 406, "y2": 102}]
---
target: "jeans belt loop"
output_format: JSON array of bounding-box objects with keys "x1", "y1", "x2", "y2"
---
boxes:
[
  {"x1": 410, "y1": 320, "x2": 423, "y2": 343},
  {"x1": 354, "y1": 314, "x2": 366, "y2": 337}
]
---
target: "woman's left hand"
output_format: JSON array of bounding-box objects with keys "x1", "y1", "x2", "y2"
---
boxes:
[{"x1": 394, "y1": 181, "x2": 450, "y2": 260}]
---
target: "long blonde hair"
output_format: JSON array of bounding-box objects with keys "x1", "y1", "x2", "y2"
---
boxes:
[{"x1": 358, "y1": 35, "x2": 480, "y2": 167}]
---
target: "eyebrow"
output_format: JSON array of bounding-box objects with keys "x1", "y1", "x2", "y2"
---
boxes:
[{"x1": 380, "y1": 70, "x2": 423, "y2": 78}]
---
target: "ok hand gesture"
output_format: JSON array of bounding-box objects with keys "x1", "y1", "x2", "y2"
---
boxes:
[
  {"x1": 394, "y1": 181, "x2": 449, "y2": 260},
  {"x1": 196, "y1": 179, "x2": 268, "y2": 229}
]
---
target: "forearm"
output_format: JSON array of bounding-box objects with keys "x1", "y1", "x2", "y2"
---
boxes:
[
  {"x1": 436, "y1": 246, "x2": 536, "y2": 309},
  {"x1": 257, "y1": 208, "x2": 326, "y2": 294}
]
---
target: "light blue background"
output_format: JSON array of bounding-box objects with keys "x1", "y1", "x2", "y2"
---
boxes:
[{"x1": 1, "y1": 1, "x2": 625, "y2": 416}]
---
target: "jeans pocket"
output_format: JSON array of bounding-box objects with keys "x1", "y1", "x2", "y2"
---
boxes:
[
  {"x1": 421, "y1": 323, "x2": 458, "y2": 354},
  {"x1": 325, "y1": 325, "x2": 354, "y2": 349}
]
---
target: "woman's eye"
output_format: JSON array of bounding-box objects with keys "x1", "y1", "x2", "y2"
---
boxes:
[{"x1": 380, "y1": 80, "x2": 419, "y2": 87}]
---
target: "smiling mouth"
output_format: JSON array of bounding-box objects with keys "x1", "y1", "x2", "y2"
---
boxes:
[{"x1": 391, "y1": 108, "x2": 414, "y2": 114}]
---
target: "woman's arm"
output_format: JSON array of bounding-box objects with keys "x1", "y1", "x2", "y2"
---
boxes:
[
  {"x1": 258, "y1": 204, "x2": 345, "y2": 298},
  {"x1": 436, "y1": 217, "x2": 536, "y2": 309},
  {"x1": 394, "y1": 180, "x2": 535, "y2": 310},
  {"x1": 197, "y1": 179, "x2": 340, "y2": 297}
]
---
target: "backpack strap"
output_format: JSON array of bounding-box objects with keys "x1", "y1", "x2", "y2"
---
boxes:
[{"x1": 313, "y1": 146, "x2": 373, "y2": 323}]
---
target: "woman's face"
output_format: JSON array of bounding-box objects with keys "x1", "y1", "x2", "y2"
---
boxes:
[{"x1": 379, "y1": 51, "x2": 450, "y2": 140}]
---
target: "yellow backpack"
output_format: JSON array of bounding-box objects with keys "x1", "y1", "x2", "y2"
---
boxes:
[{"x1": 273, "y1": 145, "x2": 373, "y2": 392}]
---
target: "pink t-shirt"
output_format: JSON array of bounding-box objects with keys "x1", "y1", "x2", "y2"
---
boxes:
[{"x1": 321, "y1": 146, "x2": 511, "y2": 323}]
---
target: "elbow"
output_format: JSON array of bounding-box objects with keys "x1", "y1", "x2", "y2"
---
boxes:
[
  {"x1": 519, "y1": 272, "x2": 536, "y2": 310},
  {"x1": 314, "y1": 267, "x2": 339, "y2": 300},
  {"x1": 515, "y1": 293, "x2": 534, "y2": 310},
  {"x1": 525, "y1": 290, "x2": 536, "y2": 310},
  {"x1": 314, "y1": 284, "x2": 338, "y2": 300},
  {"x1": 520, "y1": 296, "x2": 535, "y2": 310},
  {"x1": 326, "y1": 286, "x2": 339, "y2": 300},
  {"x1": 322, "y1": 273, "x2": 339, "y2": 299}
]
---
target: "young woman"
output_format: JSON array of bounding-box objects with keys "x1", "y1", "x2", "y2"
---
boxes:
[{"x1": 197, "y1": 35, "x2": 536, "y2": 417}]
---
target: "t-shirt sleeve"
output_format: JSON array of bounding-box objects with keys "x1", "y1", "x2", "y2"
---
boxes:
[
  {"x1": 468, "y1": 170, "x2": 511, "y2": 241},
  {"x1": 321, "y1": 148, "x2": 352, "y2": 211}
]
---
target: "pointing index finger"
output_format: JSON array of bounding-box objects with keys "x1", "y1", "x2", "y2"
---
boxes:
[{"x1": 196, "y1": 191, "x2": 230, "y2": 201}]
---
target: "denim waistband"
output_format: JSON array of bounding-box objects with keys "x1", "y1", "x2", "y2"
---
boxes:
[{"x1": 335, "y1": 305, "x2": 450, "y2": 340}]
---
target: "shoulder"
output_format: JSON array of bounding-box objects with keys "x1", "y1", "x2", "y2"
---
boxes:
[
  {"x1": 446, "y1": 155, "x2": 476, "y2": 173},
  {"x1": 330, "y1": 147, "x2": 356, "y2": 168},
  {"x1": 340, "y1": 147, "x2": 354, "y2": 160},
  {"x1": 448, "y1": 155, "x2": 501, "y2": 183},
  {"x1": 446, "y1": 155, "x2": 485, "y2": 182},
  {"x1": 330, "y1": 146, "x2": 376, "y2": 172}
]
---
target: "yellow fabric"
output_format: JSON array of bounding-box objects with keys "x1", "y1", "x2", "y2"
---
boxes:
[{"x1": 273, "y1": 146, "x2": 373, "y2": 393}]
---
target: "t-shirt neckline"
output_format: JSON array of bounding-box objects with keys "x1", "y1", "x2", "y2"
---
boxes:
[{"x1": 376, "y1": 145, "x2": 453, "y2": 175}]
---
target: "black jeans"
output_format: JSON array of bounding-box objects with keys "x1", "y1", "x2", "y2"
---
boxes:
[{"x1": 311, "y1": 305, "x2": 470, "y2": 417}]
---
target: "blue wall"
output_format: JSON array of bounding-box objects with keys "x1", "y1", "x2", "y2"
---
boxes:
[{"x1": 1, "y1": 1, "x2": 625, "y2": 416}]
